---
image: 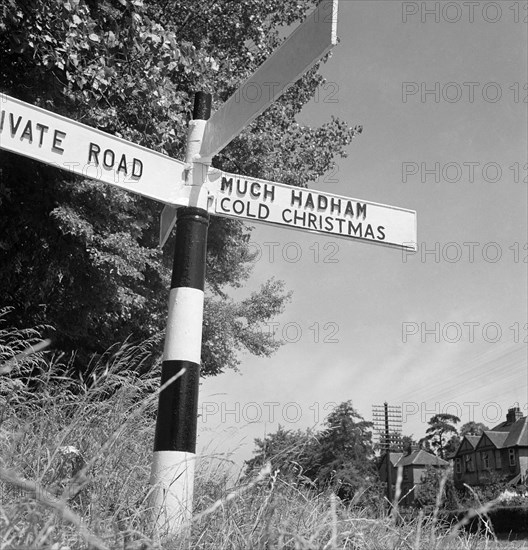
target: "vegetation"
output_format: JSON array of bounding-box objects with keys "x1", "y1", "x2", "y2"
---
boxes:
[
  {"x1": 0, "y1": 322, "x2": 517, "y2": 549},
  {"x1": 0, "y1": 1, "x2": 524, "y2": 547},
  {"x1": 424, "y1": 413, "x2": 461, "y2": 459},
  {"x1": 459, "y1": 421, "x2": 489, "y2": 438},
  {"x1": 245, "y1": 402, "x2": 381, "y2": 505}
]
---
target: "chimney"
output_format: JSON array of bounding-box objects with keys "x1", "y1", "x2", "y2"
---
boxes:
[
  {"x1": 407, "y1": 443, "x2": 419, "y2": 456},
  {"x1": 506, "y1": 407, "x2": 523, "y2": 424}
]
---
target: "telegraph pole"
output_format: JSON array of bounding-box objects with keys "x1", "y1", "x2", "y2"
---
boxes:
[
  {"x1": 384, "y1": 402, "x2": 393, "y2": 503},
  {"x1": 150, "y1": 92, "x2": 212, "y2": 532},
  {"x1": 372, "y1": 402, "x2": 403, "y2": 506}
]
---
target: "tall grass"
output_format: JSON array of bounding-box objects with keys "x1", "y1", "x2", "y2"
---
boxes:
[{"x1": 0, "y1": 319, "x2": 519, "y2": 549}]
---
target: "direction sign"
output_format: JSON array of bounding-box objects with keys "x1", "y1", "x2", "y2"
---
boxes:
[
  {"x1": 206, "y1": 169, "x2": 417, "y2": 250},
  {"x1": 0, "y1": 94, "x2": 189, "y2": 206},
  {"x1": 199, "y1": 0, "x2": 338, "y2": 160}
]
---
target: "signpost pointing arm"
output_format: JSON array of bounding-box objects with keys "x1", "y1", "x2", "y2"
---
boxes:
[
  {"x1": 0, "y1": 94, "x2": 189, "y2": 207},
  {"x1": 206, "y1": 169, "x2": 417, "y2": 250},
  {"x1": 1, "y1": 0, "x2": 418, "y2": 536},
  {"x1": 199, "y1": 0, "x2": 338, "y2": 160}
]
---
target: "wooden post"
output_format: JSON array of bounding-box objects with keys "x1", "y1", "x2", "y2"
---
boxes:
[{"x1": 150, "y1": 92, "x2": 211, "y2": 533}]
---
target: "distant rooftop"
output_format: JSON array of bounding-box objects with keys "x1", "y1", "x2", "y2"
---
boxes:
[
  {"x1": 489, "y1": 407, "x2": 527, "y2": 447},
  {"x1": 455, "y1": 408, "x2": 527, "y2": 455},
  {"x1": 396, "y1": 449, "x2": 448, "y2": 468}
]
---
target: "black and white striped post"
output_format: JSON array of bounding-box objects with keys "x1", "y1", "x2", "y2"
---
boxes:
[{"x1": 150, "y1": 92, "x2": 211, "y2": 532}]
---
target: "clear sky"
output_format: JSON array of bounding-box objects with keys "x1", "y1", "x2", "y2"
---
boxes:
[{"x1": 198, "y1": 0, "x2": 528, "y2": 473}]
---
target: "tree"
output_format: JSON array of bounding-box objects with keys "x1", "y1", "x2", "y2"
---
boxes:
[
  {"x1": 0, "y1": 0, "x2": 362, "y2": 374},
  {"x1": 401, "y1": 434, "x2": 417, "y2": 454},
  {"x1": 459, "y1": 421, "x2": 489, "y2": 437},
  {"x1": 245, "y1": 402, "x2": 379, "y2": 501},
  {"x1": 425, "y1": 413, "x2": 460, "y2": 459},
  {"x1": 314, "y1": 402, "x2": 377, "y2": 499}
]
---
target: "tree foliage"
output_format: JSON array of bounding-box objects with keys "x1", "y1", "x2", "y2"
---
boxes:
[
  {"x1": 313, "y1": 401, "x2": 377, "y2": 499},
  {"x1": 245, "y1": 402, "x2": 379, "y2": 501},
  {"x1": 400, "y1": 434, "x2": 417, "y2": 454},
  {"x1": 0, "y1": 0, "x2": 362, "y2": 374},
  {"x1": 425, "y1": 413, "x2": 460, "y2": 459},
  {"x1": 459, "y1": 421, "x2": 489, "y2": 438}
]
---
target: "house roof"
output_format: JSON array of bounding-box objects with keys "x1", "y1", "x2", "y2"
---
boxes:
[
  {"x1": 478, "y1": 431, "x2": 509, "y2": 449},
  {"x1": 503, "y1": 416, "x2": 528, "y2": 447},
  {"x1": 389, "y1": 452, "x2": 404, "y2": 466},
  {"x1": 378, "y1": 452, "x2": 403, "y2": 469},
  {"x1": 453, "y1": 435, "x2": 480, "y2": 457},
  {"x1": 451, "y1": 415, "x2": 527, "y2": 461},
  {"x1": 395, "y1": 449, "x2": 448, "y2": 468},
  {"x1": 491, "y1": 416, "x2": 528, "y2": 448}
]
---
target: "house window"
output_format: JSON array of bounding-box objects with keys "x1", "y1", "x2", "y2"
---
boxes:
[
  {"x1": 496, "y1": 450, "x2": 502, "y2": 469},
  {"x1": 482, "y1": 452, "x2": 489, "y2": 470},
  {"x1": 403, "y1": 468, "x2": 409, "y2": 481},
  {"x1": 509, "y1": 449, "x2": 516, "y2": 466},
  {"x1": 465, "y1": 455, "x2": 474, "y2": 472},
  {"x1": 455, "y1": 458, "x2": 461, "y2": 474}
]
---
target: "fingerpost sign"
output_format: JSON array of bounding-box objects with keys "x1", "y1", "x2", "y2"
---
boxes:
[{"x1": 0, "y1": 0, "x2": 417, "y2": 536}]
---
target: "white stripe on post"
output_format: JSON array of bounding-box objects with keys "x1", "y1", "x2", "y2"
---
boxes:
[
  {"x1": 150, "y1": 451, "x2": 196, "y2": 530},
  {"x1": 163, "y1": 287, "x2": 204, "y2": 364}
]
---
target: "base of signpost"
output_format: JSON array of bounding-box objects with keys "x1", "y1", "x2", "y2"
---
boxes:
[{"x1": 150, "y1": 451, "x2": 196, "y2": 531}]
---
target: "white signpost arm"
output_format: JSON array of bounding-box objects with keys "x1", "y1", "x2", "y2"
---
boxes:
[
  {"x1": 0, "y1": 94, "x2": 189, "y2": 206},
  {"x1": 206, "y1": 169, "x2": 417, "y2": 251},
  {"x1": 199, "y1": 0, "x2": 338, "y2": 160}
]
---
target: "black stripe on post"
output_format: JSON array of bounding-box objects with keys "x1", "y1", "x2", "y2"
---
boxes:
[
  {"x1": 170, "y1": 207, "x2": 209, "y2": 291},
  {"x1": 192, "y1": 91, "x2": 212, "y2": 121},
  {"x1": 154, "y1": 360, "x2": 201, "y2": 452}
]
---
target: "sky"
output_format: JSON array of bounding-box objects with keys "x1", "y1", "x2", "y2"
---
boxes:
[{"x1": 198, "y1": 0, "x2": 528, "y2": 473}]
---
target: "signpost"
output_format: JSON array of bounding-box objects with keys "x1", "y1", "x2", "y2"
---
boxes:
[
  {"x1": 0, "y1": 0, "x2": 418, "y2": 537},
  {"x1": 207, "y1": 169, "x2": 417, "y2": 250},
  {"x1": 0, "y1": 94, "x2": 189, "y2": 207}
]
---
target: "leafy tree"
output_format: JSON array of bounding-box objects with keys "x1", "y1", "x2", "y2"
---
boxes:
[
  {"x1": 401, "y1": 434, "x2": 417, "y2": 454},
  {"x1": 314, "y1": 402, "x2": 377, "y2": 499},
  {"x1": 0, "y1": 0, "x2": 361, "y2": 374},
  {"x1": 459, "y1": 421, "x2": 489, "y2": 437},
  {"x1": 245, "y1": 402, "x2": 379, "y2": 502},
  {"x1": 418, "y1": 436, "x2": 432, "y2": 452},
  {"x1": 425, "y1": 413, "x2": 460, "y2": 459}
]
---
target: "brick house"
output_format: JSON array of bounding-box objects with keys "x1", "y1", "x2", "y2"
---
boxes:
[
  {"x1": 395, "y1": 448, "x2": 449, "y2": 505},
  {"x1": 452, "y1": 407, "x2": 528, "y2": 488},
  {"x1": 378, "y1": 448, "x2": 448, "y2": 505}
]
